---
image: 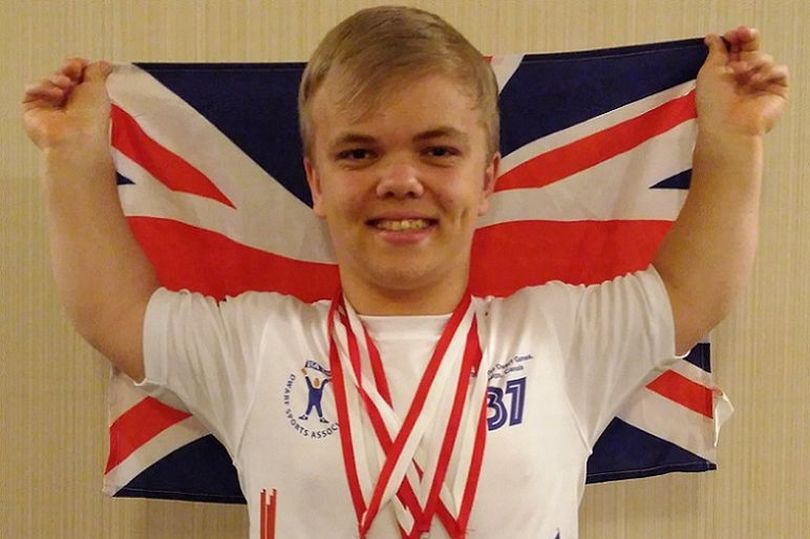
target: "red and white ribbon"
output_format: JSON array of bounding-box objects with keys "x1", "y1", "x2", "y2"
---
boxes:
[{"x1": 328, "y1": 291, "x2": 490, "y2": 538}]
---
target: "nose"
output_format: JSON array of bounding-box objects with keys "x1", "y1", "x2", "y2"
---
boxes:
[{"x1": 375, "y1": 161, "x2": 424, "y2": 199}]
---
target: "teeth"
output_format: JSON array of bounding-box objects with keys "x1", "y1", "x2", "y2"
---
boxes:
[{"x1": 375, "y1": 219, "x2": 431, "y2": 231}]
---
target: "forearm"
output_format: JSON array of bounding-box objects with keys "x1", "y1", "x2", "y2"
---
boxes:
[
  {"x1": 42, "y1": 136, "x2": 159, "y2": 362},
  {"x1": 653, "y1": 130, "x2": 762, "y2": 352}
]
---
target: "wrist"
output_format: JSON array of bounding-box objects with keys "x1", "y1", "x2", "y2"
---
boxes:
[
  {"x1": 691, "y1": 129, "x2": 764, "y2": 194},
  {"x1": 694, "y1": 128, "x2": 763, "y2": 160},
  {"x1": 42, "y1": 135, "x2": 112, "y2": 166},
  {"x1": 41, "y1": 140, "x2": 116, "y2": 195},
  {"x1": 696, "y1": 125, "x2": 763, "y2": 143}
]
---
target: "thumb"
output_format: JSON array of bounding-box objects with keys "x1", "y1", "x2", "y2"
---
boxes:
[
  {"x1": 68, "y1": 60, "x2": 112, "y2": 110},
  {"x1": 83, "y1": 60, "x2": 113, "y2": 82},
  {"x1": 703, "y1": 34, "x2": 729, "y2": 67}
]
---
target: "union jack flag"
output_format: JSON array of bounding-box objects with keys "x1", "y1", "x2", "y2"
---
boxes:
[{"x1": 103, "y1": 38, "x2": 731, "y2": 503}]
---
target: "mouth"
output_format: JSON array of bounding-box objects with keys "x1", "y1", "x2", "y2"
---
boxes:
[{"x1": 367, "y1": 218, "x2": 437, "y2": 232}]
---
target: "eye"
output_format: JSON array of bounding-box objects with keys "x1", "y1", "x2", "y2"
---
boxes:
[
  {"x1": 336, "y1": 148, "x2": 374, "y2": 161},
  {"x1": 424, "y1": 146, "x2": 460, "y2": 160}
]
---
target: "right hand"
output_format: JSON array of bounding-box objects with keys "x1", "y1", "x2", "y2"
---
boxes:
[
  {"x1": 696, "y1": 29, "x2": 788, "y2": 138},
  {"x1": 22, "y1": 58, "x2": 113, "y2": 150}
]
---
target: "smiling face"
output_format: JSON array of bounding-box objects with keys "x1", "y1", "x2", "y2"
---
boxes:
[{"x1": 305, "y1": 72, "x2": 500, "y2": 314}]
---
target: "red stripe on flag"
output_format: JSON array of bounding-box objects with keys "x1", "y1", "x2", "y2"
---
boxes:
[
  {"x1": 127, "y1": 217, "x2": 339, "y2": 302},
  {"x1": 646, "y1": 370, "x2": 714, "y2": 418},
  {"x1": 111, "y1": 104, "x2": 235, "y2": 208},
  {"x1": 470, "y1": 219, "x2": 673, "y2": 296},
  {"x1": 495, "y1": 90, "x2": 696, "y2": 192},
  {"x1": 130, "y1": 217, "x2": 670, "y2": 301},
  {"x1": 105, "y1": 397, "x2": 191, "y2": 472}
]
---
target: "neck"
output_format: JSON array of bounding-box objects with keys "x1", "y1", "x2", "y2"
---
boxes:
[{"x1": 339, "y1": 272, "x2": 469, "y2": 316}]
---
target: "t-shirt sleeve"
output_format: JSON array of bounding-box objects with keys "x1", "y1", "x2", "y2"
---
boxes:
[
  {"x1": 136, "y1": 288, "x2": 278, "y2": 454},
  {"x1": 530, "y1": 266, "x2": 679, "y2": 447}
]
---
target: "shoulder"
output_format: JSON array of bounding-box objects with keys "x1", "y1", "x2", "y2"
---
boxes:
[
  {"x1": 475, "y1": 266, "x2": 667, "y2": 321},
  {"x1": 148, "y1": 288, "x2": 331, "y2": 328},
  {"x1": 475, "y1": 279, "x2": 585, "y2": 314}
]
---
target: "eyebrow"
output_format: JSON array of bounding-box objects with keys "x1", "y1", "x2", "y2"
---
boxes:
[
  {"x1": 330, "y1": 127, "x2": 469, "y2": 149},
  {"x1": 412, "y1": 127, "x2": 469, "y2": 144},
  {"x1": 330, "y1": 133, "x2": 377, "y2": 149}
]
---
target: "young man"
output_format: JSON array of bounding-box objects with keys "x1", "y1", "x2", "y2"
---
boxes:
[{"x1": 22, "y1": 6, "x2": 787, "y2": 539}]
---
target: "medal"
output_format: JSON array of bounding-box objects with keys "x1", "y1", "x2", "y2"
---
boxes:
[{"x1": 328, "y1": 290, "x2": 489, "y2": 538}]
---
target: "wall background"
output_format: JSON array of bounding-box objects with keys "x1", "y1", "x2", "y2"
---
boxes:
[{"x1": 2, "y1": 1, "x2": 807, "y2": 537}]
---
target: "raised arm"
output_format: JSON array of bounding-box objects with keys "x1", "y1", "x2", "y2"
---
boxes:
[
  {"x1": 22, "y1": 58, "x2": 158, "y2": 381},
  {"x1": 653, "y1": 28, "x2": 789, "y2": 355}
]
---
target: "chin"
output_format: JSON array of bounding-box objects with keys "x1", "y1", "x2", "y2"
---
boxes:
[
  {"x1": 363, "y1": 255, "x2": 442, "y2": 290},
  {"x1": 376, "y1": 263, "x2": 434, "y2": 289}
]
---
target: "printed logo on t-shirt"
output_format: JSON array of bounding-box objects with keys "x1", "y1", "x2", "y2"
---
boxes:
[
  {"x1": 282, "y1": 360, "x2": 339, "y2": 440},
  {"x1": 486, "y1": 353, "x2": 533, "y2": 431}
]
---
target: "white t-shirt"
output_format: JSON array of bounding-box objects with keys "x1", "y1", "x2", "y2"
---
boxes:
[{"x1": 139, "y1": 266, "x2": 678, "y2": 538}]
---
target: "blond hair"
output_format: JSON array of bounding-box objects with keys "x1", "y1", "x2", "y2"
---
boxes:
[{"x1": 298, "y1": 6, "x2": 499, "y2": 158}]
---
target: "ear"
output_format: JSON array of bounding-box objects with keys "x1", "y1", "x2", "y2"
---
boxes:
[
  {"x1": 304, "y1": 157, "x2": 326, "y2": 217},
  {"x1": 477, "y1": 152, "x2": 500, "y2": 216}
]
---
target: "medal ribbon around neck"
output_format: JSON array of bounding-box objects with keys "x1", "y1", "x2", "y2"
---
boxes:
[
  {"x1": 327, "y1": 290, "x2": 489, "y2": 538},
  {"x1": 360, "y1": 321, "x2": 485, "y2": 537}
]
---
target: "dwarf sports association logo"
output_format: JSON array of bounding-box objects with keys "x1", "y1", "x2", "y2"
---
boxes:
[{"x1": 282, "y1": 360, "x2": 339, "y2": 439}]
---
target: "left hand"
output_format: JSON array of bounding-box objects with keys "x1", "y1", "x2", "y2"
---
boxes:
[{"x1": 696, "y1": 26, "x2": 789, "y2": 137}]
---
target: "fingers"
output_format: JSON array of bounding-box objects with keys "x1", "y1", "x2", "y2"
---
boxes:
[
  {"x1": 22, "y1": 58, "x2": 109, "y2": 108},
  {"x1": 723, "y1": 26, "x2": 760, "y2": 53},
  {"x1": 705, "y1": 27, "x2": 788, "y2": 92},
  {"x1": 44, "y1": 57, "x2": 89, "y2": 93},
  {"x1": 22, "y1": 77, "x2": 67, "y2": 108},
  {"x1": 60, "y1": 57, "x2": 89, "y2": 81},
  {"x1": 728, "y1": 50, "x2": 788, "y2": 94},
  {"x1": 703, "y1": 34, "x2": 730, "y2": 67},
  {"x1": 765, "y1": 64, "x2": 790, "y2": 89},
  {"x1": 23, "y1": 58, "x2": 85, "y2": 105},
  {"x1": 24, "y1": 78, "x2": 63, "y2": 99},
  {"x1": 717, "y1": 26, "x2": 760, "y2": 64},
  {"x1": 748, "y1": 64, "x2": 789, "y2": 97},
  {"x1": 728, "y1": 52, "x2": 773, "y2": 79}
]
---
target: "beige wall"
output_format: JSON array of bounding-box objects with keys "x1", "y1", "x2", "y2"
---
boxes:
[{"x1": 2, "y1": 1, "x2": 808, "y2": 537}]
